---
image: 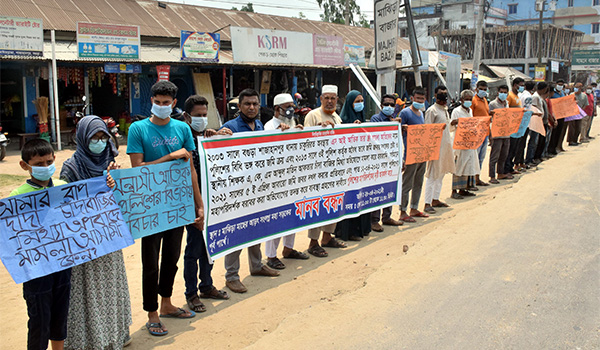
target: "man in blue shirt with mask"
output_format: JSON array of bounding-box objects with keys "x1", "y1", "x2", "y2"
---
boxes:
[{"x1": 369, "y1": 94, "x2": 404, "y2": 232}]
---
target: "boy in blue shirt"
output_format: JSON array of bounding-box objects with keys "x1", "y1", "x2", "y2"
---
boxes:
[
  {"x1": 127, "y1": 81, "x2": 205, "y2": 336},
  {"x1": 10, "y1": 139, "x2": 71, "y2": 350},
  {"x1": 399, "y1": 87, "x2": 430, "y2": 223}
]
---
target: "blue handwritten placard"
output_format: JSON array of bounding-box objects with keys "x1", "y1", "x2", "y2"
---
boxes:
[
  {"x1": 110, "y1": 160, "x2": 195, "y2": 239},
  {"x1": 511, "y1": 110, "x2": 533, "y2": 138},
  {"x1": 0, "y1": 177, "x2": 134, "y2": 284}
]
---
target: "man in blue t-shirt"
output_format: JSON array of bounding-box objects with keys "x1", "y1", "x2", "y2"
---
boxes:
[
  {"x1": 219, "y1": 89, "x2": 281, "y2": 294},
  {"x1": 127, "y1": 81, "x2": 204, "y2": 336},
  {"x1": 369, "y1": 94, "x2": 404, "y2": 232},
  {"x1": 399, "y1": 87, "x2": 429, "y2": 223}
]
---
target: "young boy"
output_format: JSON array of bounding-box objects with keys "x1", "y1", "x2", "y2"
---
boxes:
[
  {"x1": 11, "y1": 139, "x2": 71, "y2": 350},
  {"x1": 127, "y1": 81, "x2": 204, "y2": 336}
]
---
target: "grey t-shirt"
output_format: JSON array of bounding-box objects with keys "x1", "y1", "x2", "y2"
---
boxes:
[{"x1": 574, "y1": 92, "x2": 589, "y2": 109}]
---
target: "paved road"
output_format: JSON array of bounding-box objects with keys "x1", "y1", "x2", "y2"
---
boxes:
[{"x1": 248, "y1": 140, "x2": 600, "y2": 350}]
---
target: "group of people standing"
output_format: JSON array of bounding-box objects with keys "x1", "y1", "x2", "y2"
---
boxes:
[{"x1": 11, "y1": 74, "x2": 596, "y2": 349}]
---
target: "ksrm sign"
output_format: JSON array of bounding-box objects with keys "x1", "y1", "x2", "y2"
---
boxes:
[
  {"x1": 230, "y1": 26, "x2": 313, "y2": 64},
  {"x1": 374, "y1": 0, "x2": 399, "y2": 72}
]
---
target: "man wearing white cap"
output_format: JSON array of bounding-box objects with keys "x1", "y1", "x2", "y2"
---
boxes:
[
  {"x1": 264, "y1": 93, "x2": 309, "y2": 269},
  {"x1": 302, "y1": 84, "x2": 347, "y2": 258}
]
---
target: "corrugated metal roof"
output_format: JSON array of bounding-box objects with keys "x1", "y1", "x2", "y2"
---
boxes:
[{"x1": 0, "y1": 0, "x2": 413, "y2": 51}]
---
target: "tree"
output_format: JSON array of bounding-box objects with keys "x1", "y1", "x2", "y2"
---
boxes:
[
  {"x1": 316, "y1": 0, "x2": 370, "y2": 27},
  {"x1": 231, "y1": 3, "x2": 255, "y2": 12},
  {"x1": 296, "y1": 12, "x2": 308, "y2": 19}
]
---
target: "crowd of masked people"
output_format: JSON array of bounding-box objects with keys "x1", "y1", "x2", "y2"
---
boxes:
[{"x1": 10, "y1": 76, "x2": 597, "y2": 349}]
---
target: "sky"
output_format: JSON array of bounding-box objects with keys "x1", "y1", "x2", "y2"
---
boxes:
[{"x1": 173, "y1": 0, "x2": 376, "y2": 22}]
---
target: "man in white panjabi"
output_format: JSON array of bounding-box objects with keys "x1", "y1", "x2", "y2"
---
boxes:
[{"x1": 450, "y1": 89, "x2": 480, "y2": 199}]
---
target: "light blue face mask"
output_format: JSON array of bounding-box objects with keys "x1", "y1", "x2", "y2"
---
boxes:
[
  {"x1": 30, "y1": 163, "x2": 56, "y2": 181},
  {"x1": 463, "y1": 101, "x2": 472, "y2": 108},
  {"x1": 518, "y1": 86, "x2": 525, "y2": 93},
  {"x1": 498, "y1": 93, "x2": 508, "y2": 101},
  {"x1": 477, "y1": 89, "x2": 488, "y2": 98},
  {"x1": 191, "y1": 116, "x2": 208, "y2": 132},
  {"x1": 412, "y1": 102, "x2": 425, "y2": 110},
  {"x1": 573, "y1": 87, "x2": 579, "y2": 93},
  {"x1": 151, "y1": 103, "x2": 172, "y2": 119},
  {"x1": 382, "y1": 105, "x2": 394, "y2": 116},
  {"x1": 353, "y1": 102, "x2": 364, "y2": 112},
  {"x1": 89, "y1": 139, "x2": 107, "y2": 154}
]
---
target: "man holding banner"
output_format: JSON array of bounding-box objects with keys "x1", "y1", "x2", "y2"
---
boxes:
[
  {"x1": 127, "y1": 81, "x2": 204, "y2": 336},
  {"x1": 488, "y1": 85, "x2": 511, "y2": 184},
  {"x1": 450, "y1": 90, "x2": 480, "y2": 198},
  {"x1": 219, "y1": 89, "x2": 281, "y2": 294}
]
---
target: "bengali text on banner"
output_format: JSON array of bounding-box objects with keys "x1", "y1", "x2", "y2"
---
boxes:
[
  {"x1": 198, "y1": 123, "x2": 403, "y2": 260},
  {"x1": 0, "y1": 177, "x2": 134, "y2": 284}
]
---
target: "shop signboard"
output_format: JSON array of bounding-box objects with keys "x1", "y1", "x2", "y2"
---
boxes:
[
  {"x1": 230, "y1": 26, "x2": 313, "y2": 65},
  {"x1": 374, "y1": 0, "x2": 399, "y2": 72},
  {"x1": 313, "y1": 34, "x2": 344, "y2": 66},
  {"x1": 0, "y1": 16, "x2": 43, "y2": 56},
  {"x1": 344, "y1": 44, "x2": 366, "y2": 67},
  {"x1": 572, "y1": 50, "x2": 600, "y2": 71},
  {"x1": 534, "y1": 65, "x2": 546, "y2": 82},
  {"x1": 104, "y1": 63, "x2": 141, "y2": 74},
  {"x1": 157, "y1": 65, "x2": 170, "y2": 81},
  {"x1": 180, "y1": 31, "x2": 220, "y2": 62},
  {"x1": 551, "y1": 60, "x2": 559, "y2": 73},
  {"x1": 77, "y1": 22, "x2": 140, "y2": 59}
]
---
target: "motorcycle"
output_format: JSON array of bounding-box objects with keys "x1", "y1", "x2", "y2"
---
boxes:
[
  {"x1": 69, "y1": 96, "x2": 89, "y2": 146},
  {"x1": 0, "y1": 122, "x2": 9, "y2": 161},
  {"x1": 70, "y1": 96, "x2": 121, "y2": 150}
]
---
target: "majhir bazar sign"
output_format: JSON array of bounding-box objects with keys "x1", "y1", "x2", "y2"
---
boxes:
[
  {"x1": 374, "y1": 0, "x2": 399, "y2": 72},
  {"x1": 0, "y1": 16, "x2": 43, "y2": 56},
  {"x1": 198, "y1": 123, "x2": 404, "y2": 260}
]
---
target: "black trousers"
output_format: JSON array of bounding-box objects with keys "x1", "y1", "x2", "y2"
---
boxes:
[
  {"x1": 548, "y1": 118, "x2": 565, "y2": 153},
  {"x1": 141, "y1": 226, "x2": 185, "y2": 312}
]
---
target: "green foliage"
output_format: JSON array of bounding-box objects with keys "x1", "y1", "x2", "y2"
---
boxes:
[
  {"x1": 232, "y1": 3, "x2": 255, "y2": 12},
  {"x1": 316, "y1": 0, "x2": 370, "y2": 27}
]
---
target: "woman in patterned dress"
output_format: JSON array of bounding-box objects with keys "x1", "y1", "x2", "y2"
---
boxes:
[{"x1": 61, "y1": 116, "x2": 132, "y2": 349}]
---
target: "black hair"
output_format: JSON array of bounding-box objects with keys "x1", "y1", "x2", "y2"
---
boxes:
[
  {"x1": 413, "y1": 86, "x2": 426, "y2": 96},
  {"x1": 381, "y1": 94, "x2": 396, "y2": 103},
  {"x1": 498, "y1": 84, "x2": 509, "y2": 92},
  {"x1": 238, "y1": 88, "x2": 260, "y2": 104},
  {"x1": 556, "y1": 79, "x2": 565, "y2": 84},
  {"x1": 592, "y1": 82, "x2": 597, "y2": 86},
  {"x1": 184, "y1": 95, "x2": 209, "y2": 113},
  {"x1": 434, "y1": 85, "x2": 447, "y2": 94},
  {"x1": 151, "y1": 81, "x2": 178, "y2": 98},
  {"x1": 512, "y1": 77, "x2": 525, "y2": 87},
  {"x1": 536, "y1": 81, "x2": 548, "y2": 91},
  {"x1": 22, "y1": 139, "x2": 54, "y2": 163},
  {"x1": 476, "y1": 80, "x2": 488, "y2": 88},
  {"x1": 525, "y1": 81, "x2": 536, "y2": 91}
]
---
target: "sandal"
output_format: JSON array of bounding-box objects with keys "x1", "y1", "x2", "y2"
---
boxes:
[
  {"x1": 186, "y1": 295, "x2": 207, "y2": 313},
  {"x1": 348, "y1": 236, "x2": 362, "y2": 241},
  {"x1": 200, "y1": 287, "x2": 230, "y2": 300},
  {"x1": 283, "y1": 249, "x2": 309, "y2": 260},
  {"x1": 322, "y1": 237, "x2": 347, "y2": 248},
  {"x1": 411, "y1": 211, "x2": 429, "y2": 218},
  {"x1": 400, "y1": 215, "x2": 416, "y2": 223},
  {"x1": 146, "y1": 322, "x2": 168, "y2": 336},
  {"x1": 307, "y1": 245, "x2": 328, "y2": 257},
  {"x1": 266, "y1": 257, "x2": 286, "y2": 270},
  {"x1": 159, "y1": 307, "x2": 196, "y2": 319},
  {"x1": 489, "y1": 178, "x2": 499, "y2": 184}
]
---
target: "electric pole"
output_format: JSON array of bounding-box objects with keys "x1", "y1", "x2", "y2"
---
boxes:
[
  {"x1": 345, "y1": 0, "x2": 350, "y2": 25},
  {"x1": 537, "y1": 0, "x2": 545, "y2": 65},
  {"x1": 472, "y1": 0, "x2": 486, "y2": 89}
]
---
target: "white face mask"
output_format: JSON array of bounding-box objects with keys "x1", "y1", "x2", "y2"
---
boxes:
[
  {"x1": 151, "y1": 103, "x2": 172, "y2": 119},
  {"x1": 190, "y1": 116, "x2": 208, "y2": 132},
  {"x1": 587, "y1": 89, "x2": 593, "y2": 94}
]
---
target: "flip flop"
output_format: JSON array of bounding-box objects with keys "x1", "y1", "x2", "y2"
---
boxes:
[
  {"x1": 146, "y1": 322, "x2": 168, "y2": 336},
  {"x1": 411, "y1": 211, "x2": 429, "y2": 218},
  {"x1": 400, "y1": 215, "x2": 416, "y2": 223},
  {"x1": 159, "y1": 308, "x2": 196, "y2": 319}
]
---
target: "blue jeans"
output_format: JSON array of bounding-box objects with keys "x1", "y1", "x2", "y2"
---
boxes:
[
  {"x1": 525, "y1": 131, "x2": 539, "y2": 164},
  {"x1": 477, "y1": 135, "x2": 488, "y2": 169},
  {"x1": 183, "y1": 224, "x2": 214, "y2": 298}
]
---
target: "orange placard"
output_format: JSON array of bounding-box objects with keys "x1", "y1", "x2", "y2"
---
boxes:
[
  {"x1": 491, "y1": 108, "x2": 524, "y2": 138},
  {"x1": 453, "y1": 116, "x2": 491, "y2": 150},
  {"x1": 405, "y1": 124, "x2": 445, "y2": 165},
  {"x1": 549, "y1": 95, "x2": 579, "y2": 119},
  {"x1": 528, "y1": 115, "x2": 546, "y2": 136}
]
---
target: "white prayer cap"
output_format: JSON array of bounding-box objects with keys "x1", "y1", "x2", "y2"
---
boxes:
[
  {"x1": 322, "y1": 85, "x2": 338, "y2": 95},
  {"x1": 273, "y1": 93, "x2": 294, "y2": 106}
]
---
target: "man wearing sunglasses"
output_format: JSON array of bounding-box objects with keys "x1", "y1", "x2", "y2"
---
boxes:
[{"x1": 369, "y1": 94, "x2": 404, "y2": 232}]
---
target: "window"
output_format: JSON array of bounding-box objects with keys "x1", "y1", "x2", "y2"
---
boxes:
[
  {"x1": 400, "y1": 28, "x2": 407, "y2": 37},
  {"x1": 460, "y1": 25, "x2": 467, "y2": 29},
  {"x1": 568, "y1": 0, "x2": 574, "y2": 7},
  {"x1": 462, "y1": 3, "x2": 467, "y2": 13},
  {"x1": 427, "y1": 26, "x2": 432, "y2": 36},
  {"x1": 508, "y1": 4, "x2": 517, "y2": 14},
  {"x1": 444, "y1": 20, "x2": 450, "y2": 30},
  {"x1": 594, "y1": 0, "x2": 600, "y2": 6},
  {"x1": 593, "y1": 23, "x2": 600, "y2": 34}
]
